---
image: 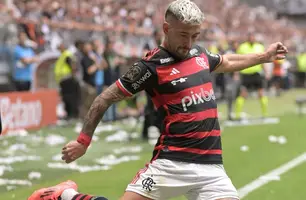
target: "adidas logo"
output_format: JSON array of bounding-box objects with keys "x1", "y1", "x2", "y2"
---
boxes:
[{"x1": 170, "y1": 68, "x2": 180, "y2": 75}]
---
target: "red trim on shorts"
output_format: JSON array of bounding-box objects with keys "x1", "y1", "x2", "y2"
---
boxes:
[
  {"x1": 151, "y1": 135, "x2": 165, "y2": 162},
  {"x1": 131, "y1": 164, "x2": 149, "y2": 184}
]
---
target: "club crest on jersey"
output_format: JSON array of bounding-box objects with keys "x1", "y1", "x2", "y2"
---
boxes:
[
  {"x1": 123, "y1": 63, "x2": 141, "y2": 82},
  {"x1": 195, "y1": 57, "x2": 209, "y2": 69}
]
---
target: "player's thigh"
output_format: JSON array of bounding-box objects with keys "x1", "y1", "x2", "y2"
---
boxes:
[
  {"x1": 125, "y1": 159, "x2": 193, "y2": 200},
  {"x1": 185, "y1": 165, "x2": 239, "y2": 200}
]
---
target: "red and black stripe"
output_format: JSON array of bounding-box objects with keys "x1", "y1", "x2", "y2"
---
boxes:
[{"x1": 156, "y1": 70, "x2": 212, "y2": 95}]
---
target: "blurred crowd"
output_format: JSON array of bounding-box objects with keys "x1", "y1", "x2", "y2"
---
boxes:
[
  {"x1": 2, "y1": 0, "x2": 306, "y2": 55},
  {"x1": 0, "y1": 0, "x2": 306, "y2": 139}
]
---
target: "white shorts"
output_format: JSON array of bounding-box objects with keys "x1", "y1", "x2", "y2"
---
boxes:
[{"x1": 126, "y1": 159, "x2": 239, "y2": 200}]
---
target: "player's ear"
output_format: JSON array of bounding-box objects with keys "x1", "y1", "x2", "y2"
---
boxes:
[{"x1": 163, "y1": 22, "x2": 169, "y2": 35}]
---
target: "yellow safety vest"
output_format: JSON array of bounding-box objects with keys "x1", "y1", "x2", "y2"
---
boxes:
[
  {"x1": 54, "y1": 50, "x2": 73, "y2": 83},
  {"x1": 209, "y1": 45, "x2": 219, "y2": 54},
  {"x1": 237, "y1": 42, "x2": 265, "y2": 74},
  {"x1": 297, "y1": 53, "x2": 306, "y2": 72}
]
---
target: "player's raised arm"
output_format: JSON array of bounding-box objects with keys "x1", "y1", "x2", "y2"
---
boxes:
[{"x1": 213, "y1": 42, "x2": 288, "y2": 73}]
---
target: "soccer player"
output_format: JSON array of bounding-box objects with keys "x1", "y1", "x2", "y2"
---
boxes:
[{"x1": 28, "y1": 1, "x2": 288, "y2": 200}]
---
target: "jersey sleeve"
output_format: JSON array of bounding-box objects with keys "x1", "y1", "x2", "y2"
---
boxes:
[
  {"x1": 205, "y1": 48, "x2": 223, "y2": 72},
  {"x1": 116, "y1": 61, "x2": 155, "y2": 96}
]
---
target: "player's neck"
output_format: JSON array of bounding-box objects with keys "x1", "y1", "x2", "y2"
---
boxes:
[
  {"x1": 160, "y1": 40, "x2": 168, "y2": 49},
  {"x1": 160, "y1": 41, "x2": 175, "y2": 56}
]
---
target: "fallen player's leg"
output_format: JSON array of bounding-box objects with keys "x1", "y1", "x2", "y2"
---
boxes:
[{"x1": 28, "y1": 180, "x2": 109, "y2": 200}]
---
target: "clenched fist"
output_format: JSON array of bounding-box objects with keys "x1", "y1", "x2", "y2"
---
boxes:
[
  {"x1": 264, "y1": 42, "x2": 288, "y2": 62},
  {"x1": 62, "y1": 141, "x2": 87, "y2": 163}
]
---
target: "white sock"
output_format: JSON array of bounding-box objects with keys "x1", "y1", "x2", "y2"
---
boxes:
[{"x1": 61, "y1": 188, "x2": 79, "y2": 200}]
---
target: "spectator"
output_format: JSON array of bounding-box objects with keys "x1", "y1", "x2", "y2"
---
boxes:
[
  {"x1": 74, "y1": 40, "x2": 85, "y2": 81},
  {"x1": 103, "y1": 38, "x2": 126, "y2": 121},
  {"x1": 91, "y1": 39, "x2": 108, "y2": 95},
  {"x1": 80, "y1": 42, "x2": 97, "y2": 87},
  {"x1": 54, "y1": 43, "x2": 81, "y2": 120},
  {"x1": 13, "y1": 31, "x2": 38, "y2": 91},
  {"x1": 141, "y1": 31, "x2": 162, "y2": 141},
  {"x1": 296, "y1": 50, "x2": 306, "y2": 87}
]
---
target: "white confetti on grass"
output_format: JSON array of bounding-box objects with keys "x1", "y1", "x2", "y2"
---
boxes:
[
  {"x1": 28, "y1": 172, "x2": 42, "y2": 180},
  {"x1": 113, "y1": 146, "x2": 143, "y2": 154},
  {"x1": 45, "y1": 135, "x2": 67, "y2": 146},
  {"x1": 74, "y1": 122, "x2": 119, "y2": 134},
  {"x1": 0, "y1": 178, "x2": 32, "y2": 186},
  {"x1": 0, "y1": 130, "x2": 28, "y2": 140},
  {"x1": 105, "y1": 130, "x2": 129, "y2": 142},
  {"x1": 0, "y1": 156, "x2": 41, "y2": 164},
  {"x1": 240, "y1": 145, "x2": 249, "y2": 152},
  {"x1": 0, "y1": 165, "x2": 13, "y2": 176},
  {"x1": 6, "y1": 185, "x2": 17, "y2": 191},
  {"x1": 96, "y1": 155, "x2": 140, "y2": 166},
  {"x1": 47, "y1": 162, "x2": 110, "y2": 173}
]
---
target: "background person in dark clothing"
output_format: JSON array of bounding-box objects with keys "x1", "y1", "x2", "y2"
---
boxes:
[
  {"x1": 81, "y1": 42, "x2": 106, "y2": 88},
  {"x1": 54, "y1": 43, "x2": 81, "y2": 120},
  {"x1": 141, "y1": 29, "x2": 163, "y2": 141},
  {"x1": 80, "y1": 41, "x2": 107, "y2": 119},
  {"x1": 103, "y1": 38, "x2": 126, "y2": 121}
]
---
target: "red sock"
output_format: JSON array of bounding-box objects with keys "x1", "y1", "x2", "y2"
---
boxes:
[{"x1": 72, "y1": 194, "x2": 93, "y2": 200}]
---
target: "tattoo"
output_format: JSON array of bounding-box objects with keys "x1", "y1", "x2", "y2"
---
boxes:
[{"x1": 81, "y1": 83, "x2": 127, "y2": 137}]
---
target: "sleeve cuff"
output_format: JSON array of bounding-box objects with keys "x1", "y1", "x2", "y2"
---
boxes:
[
  {"x1": 116, "y1": 80, "x2": 133, "y2": 97},
  {"x1": 214, "y1": 55, "x2": 223, "y2": 71}
]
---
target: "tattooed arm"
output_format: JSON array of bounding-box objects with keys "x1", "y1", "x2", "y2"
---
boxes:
[
  {"x1": 62, "y1": 83, "x2": 128, "y2": 163},
  {"x1": 81, "y1": 83, "x2": 126, "y2": 137},
  {"x1": 62, "y1": 61, "x2": 156, "y2": 164},
  {"x1": 81, "y1": 61, "x2": 155, "y2": 138}
]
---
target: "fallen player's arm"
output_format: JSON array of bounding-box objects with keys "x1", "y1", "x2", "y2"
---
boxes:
[
  {"x1": 81, "y1": 83, "x2": 127, "y2": 138},
  {"x1": 213, "y1": 53, "x2": 267, "y2": 73}
]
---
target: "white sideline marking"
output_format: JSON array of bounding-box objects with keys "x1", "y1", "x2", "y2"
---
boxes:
[{"x1": 238, "y1": 152, "x2": 306, "y2": 199}]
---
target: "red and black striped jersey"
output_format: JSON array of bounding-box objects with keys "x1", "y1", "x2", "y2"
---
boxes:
[{"x1": 116, "y1": 45, "x2": 224, "y2": 164}]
